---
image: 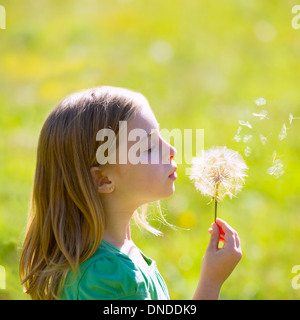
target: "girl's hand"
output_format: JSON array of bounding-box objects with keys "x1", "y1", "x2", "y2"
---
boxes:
[
  {"x1": 192, "y1": 218, "x2": 242, "y2": 300},
  {"x1": 208, "y1": 222, "x2": 225, "y2": 243}
]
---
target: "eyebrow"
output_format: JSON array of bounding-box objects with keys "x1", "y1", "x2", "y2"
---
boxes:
[
  {"x1": 147, "y1": 123, "x2": 160, "y2": 137},
  {"x1": 137, "y1": 123, "x2": 160, "y2": 145}
]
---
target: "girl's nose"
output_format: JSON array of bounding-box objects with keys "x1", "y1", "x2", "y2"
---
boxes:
[
  {"x1": 164, "y1": 144, "x2": 177, "y2": 163},
  {"x1": 170, "y1": 145, "x2": 177, "y2": 160}
]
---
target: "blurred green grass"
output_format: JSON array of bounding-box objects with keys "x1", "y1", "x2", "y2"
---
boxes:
[{"x1": 1, "y1": 0, "x2": 300, "y2": 299}]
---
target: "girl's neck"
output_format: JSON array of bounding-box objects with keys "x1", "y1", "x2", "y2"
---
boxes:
[
  {"x1": 100, "y1": 194, "x2": 139, "y2": 250},
  {"x1": 102, "y1": 224, "x2": 132, "y2": 250}
]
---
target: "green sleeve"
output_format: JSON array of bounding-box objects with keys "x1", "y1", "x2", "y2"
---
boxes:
[{"x1": 77, "y1": 253, "x2": 151, "y2": 300}]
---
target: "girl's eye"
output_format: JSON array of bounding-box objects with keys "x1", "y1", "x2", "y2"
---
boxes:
[{"x1": 146, "y1": 145, "x2": 154, "y2": 153}]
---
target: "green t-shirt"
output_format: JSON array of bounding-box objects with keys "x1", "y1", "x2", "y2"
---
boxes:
[{"x1": 59, "y1": 240, "x2": 170, "y2": 300}]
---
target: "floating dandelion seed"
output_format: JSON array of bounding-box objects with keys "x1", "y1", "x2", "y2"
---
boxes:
[
  {"x1": 233, "y1": 127, "x2": 243, "y2": 142},
  {"x1": 244, "y1": 146, "x2": 252, "y2": 157},
  {"x1": 243, "y1": 134, "x2": 253, "y2": 143},
  {"x1": 255, "y1": 97, "x2": 266, "y2": 106},
  {"x1": 259, "y1": 134, "x2": 268, "y2": 145},
  {"x1": 267, "y1": 161, "x2": 284, "y2": 178},
  {"x1": 267, "y1": 151, "x2": 284, "y2": 178},
  {"x1": 188, "y1": 146, "x2": 248, "y2": 222},
  {"x1": 278, "y1": 123, "x2": 287, "y2": 141},
  {"x1": 238, "y1": 120, "x2": 252, "y2": 128},
  {"x1": 289, "y1": 113, "x2": 300, "y2": 124},
  {"x1": 252, "y1": 110, "x2": 269, "y2": 120},
  {"x1": 234, "y1": 134, "x2": 241, "y2": 142}
]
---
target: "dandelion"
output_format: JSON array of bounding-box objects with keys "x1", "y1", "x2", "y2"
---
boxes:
[{"x1": 188, "y1": 146, "x2": 248, "y2": 222}]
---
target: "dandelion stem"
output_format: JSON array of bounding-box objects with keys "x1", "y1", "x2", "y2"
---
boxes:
[
  {"x1": 214, "y1": 198, "x2": 218, "y2": 223},
  {"x1": 214, "y1": 183, "x2": 220, "y2": 222}
]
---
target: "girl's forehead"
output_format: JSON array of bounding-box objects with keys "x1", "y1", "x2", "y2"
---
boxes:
[{"x1": 128, "y1": 104, "x2": 158, "y2": 131}]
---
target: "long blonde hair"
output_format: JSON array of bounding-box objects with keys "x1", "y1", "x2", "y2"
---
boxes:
[{"x1": 19, "y1": 86, "x2": 168, "y2": 300}]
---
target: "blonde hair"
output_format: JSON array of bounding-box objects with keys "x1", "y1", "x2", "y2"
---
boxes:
[{"x1": 19, "y1": 86, "x2": 169, "y2": 300}]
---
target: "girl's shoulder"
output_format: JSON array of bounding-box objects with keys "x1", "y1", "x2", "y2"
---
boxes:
[
  {"x1": 78, "y1": 240, "x2": 143, "y2": 279},
  {"x1": 60, "y1": 240, "x2": 150, "y2": 300}
]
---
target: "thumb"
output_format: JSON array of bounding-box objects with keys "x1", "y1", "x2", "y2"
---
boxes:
[{"x1": 208, "y1": 223, "x2": 220, "y2": 250}]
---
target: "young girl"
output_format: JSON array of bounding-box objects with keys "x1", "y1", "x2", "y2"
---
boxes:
[{"x1": 19, "y1": 86, "x2": 242, "y2": 300}]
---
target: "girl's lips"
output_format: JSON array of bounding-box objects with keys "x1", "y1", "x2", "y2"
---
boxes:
[
  {"x1": 168, "y1": 171, "x2": 178, "y2": 179},
  {"x1": 169, "y1": 172, "x2": 177, "y2": 179}
]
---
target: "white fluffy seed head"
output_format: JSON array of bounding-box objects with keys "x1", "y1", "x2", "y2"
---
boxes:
[{"x1": 188, "y1": 146, "x2": 248, "y2": 201}]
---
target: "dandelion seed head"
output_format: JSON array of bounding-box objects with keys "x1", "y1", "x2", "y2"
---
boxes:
[{"x1": 188, "y1": 146, "x2": 248, "y2": 201}]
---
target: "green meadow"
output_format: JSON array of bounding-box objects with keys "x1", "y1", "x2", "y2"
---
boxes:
[{"x1": 0, "y1": 0, "x2": 300, "y2": 299}]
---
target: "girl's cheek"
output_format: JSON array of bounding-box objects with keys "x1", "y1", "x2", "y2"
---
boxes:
[{"x1": 147, "y1": 148, "x2": 162, "y2": 164}]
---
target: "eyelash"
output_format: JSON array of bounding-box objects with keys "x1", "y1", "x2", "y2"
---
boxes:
[{"x1": 147, "y1": 144, "x2": 155, "y2": 153}]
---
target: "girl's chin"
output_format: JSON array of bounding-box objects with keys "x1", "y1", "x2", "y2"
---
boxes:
[
  {"x1": 140, "y1": 181, "x2": 176, "y2": 202},
  {"x1": 161, "y1": 184, "x2": 176, "y2": 199}
]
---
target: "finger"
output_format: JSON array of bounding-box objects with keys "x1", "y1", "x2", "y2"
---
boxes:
[
  {"x1": 215, "y1": 219, "x2": 235, "y2": 249},
  {"x1": 216, "y1": 218, "x2": 240, "y2": 250},
  {"x1": 207, "y1": 223, "x2": 220, "y2": 250},
  {"x1": 215, "y1": 218, "x2": 235, "y2": 234},
  {"x1": 215, "y1": 218, "x2": 237, "y2": 240},
  {"x1": 208, "y1": 228, "x2": 225, "y2": 242},
  {"x1": 217, "y1": 224, "x2": 225, "y2": 236},
  {"x1": 234, "y1": 232, "x2": 241, "y2": 249}
]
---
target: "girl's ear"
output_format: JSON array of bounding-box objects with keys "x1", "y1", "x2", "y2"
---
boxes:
[{"x1": 90, "y1": 167, "x2": 115, "y2": 193}]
